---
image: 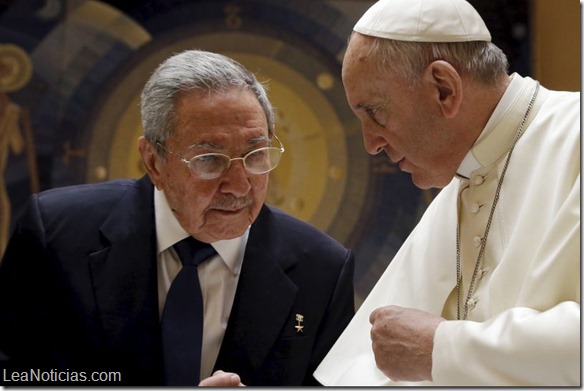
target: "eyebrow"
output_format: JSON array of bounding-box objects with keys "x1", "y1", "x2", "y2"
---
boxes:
[
  {"x1": 249, "y1": 135, "x2": 270, "y2": 145},
  {"x1": 186, "y1": 134, "x2": 270, "y2": 152},
  {"x1": 355, "y1": 102, "x2": 375, "y2": 112},
  {"x1": 357, "y1": 101, "x2": 387, "y2": 113}
]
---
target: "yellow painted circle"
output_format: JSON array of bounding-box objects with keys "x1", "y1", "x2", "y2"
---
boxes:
[{"x1": 0, "y1": 44, "x2": 33, "y2": 93}]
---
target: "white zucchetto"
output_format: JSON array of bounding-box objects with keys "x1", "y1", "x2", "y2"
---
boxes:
[{"x1": 354, "y1": 0, "x2": 491, "y2": 43}]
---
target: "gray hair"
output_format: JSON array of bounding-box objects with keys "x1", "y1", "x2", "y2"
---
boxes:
[
  {"x1": 140, "y1": 49, "x2": 275, "y2": 157},
  {"x1": 357, "y1": 33, "x2": 509, "y2": 87}
]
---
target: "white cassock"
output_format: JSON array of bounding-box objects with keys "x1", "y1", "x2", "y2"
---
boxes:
[{"x1": 314, "y1": 74, "x2": 580, "y2": 386}]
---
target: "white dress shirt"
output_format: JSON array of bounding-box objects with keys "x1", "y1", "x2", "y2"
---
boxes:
[{"x1": 154, "y1": 188, "x2": 247, "y2": 380}]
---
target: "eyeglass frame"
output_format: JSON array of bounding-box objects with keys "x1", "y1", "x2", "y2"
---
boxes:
[{"x1": 155, "y1": 134, "x2": 285, "y2": 180}]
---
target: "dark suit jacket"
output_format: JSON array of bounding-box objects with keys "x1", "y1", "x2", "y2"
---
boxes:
[{"x1": 0, "y1": 176, "x2": 354, "y2": 386}]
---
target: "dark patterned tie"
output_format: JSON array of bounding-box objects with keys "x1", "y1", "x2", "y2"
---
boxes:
[{"x1": 161, "y1": 237, "x2": 217, "y2": 386}]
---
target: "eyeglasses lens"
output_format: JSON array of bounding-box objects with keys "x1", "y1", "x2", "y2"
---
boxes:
[{"x1": 188, "y1": 147, "x2": 282, "y2": 179}]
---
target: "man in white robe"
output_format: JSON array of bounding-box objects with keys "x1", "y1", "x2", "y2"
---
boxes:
[{"x1": 314, "y1": 0, "x2": 580, "y2": 386}]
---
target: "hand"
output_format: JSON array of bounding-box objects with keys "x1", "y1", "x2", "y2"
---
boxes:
[
  {"x1": 369, "y1": 305, "x2": 444, "y2": 382},
  {"x1": 198, "y1": 370, "x2": 245, "y2": 386}
]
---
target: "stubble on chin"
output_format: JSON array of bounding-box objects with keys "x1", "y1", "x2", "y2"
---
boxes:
[{"x1": 199, "y1": 207, "x2": 257, "y2": 241}]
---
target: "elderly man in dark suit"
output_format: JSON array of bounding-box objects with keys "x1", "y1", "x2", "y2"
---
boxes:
[{"x1": 0, "y1": 50, "x2": 354, "y2": 387}]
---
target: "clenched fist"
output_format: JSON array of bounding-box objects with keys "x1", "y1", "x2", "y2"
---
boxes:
[{"x1": 369, "y1": 305, "x2": 444, "y2": 382}]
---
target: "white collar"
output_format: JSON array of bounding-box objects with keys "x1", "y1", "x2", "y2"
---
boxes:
[
  {"x1": 154, "y1": 187, "x2": 248, "y2": 273},
  {"x1": 456, "y1": 73, "x2": 526, "y2": 179}
]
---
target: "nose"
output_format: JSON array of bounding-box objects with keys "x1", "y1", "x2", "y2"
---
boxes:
[
  {"x1": 220, "y1": 159, "x2": 252, "y2": 196},
  {"x1": 361, "y1": 127, "x2": 386, "y2": 155}
]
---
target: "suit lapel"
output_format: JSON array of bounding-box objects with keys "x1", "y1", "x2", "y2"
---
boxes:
[
  {"x1": 215, "y1": 206, "x2": 298, "y2": 378},
  {"x1": 88, "y1": 176, "x2": 161, "y2": 358}
]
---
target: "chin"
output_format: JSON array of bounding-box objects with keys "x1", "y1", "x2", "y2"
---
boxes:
[
  {"x1": 197, "y1": 227, "x2": 246, "y2": 243},
  {"x1": 411, "y1": 174, "x2": 450, "y2": 190},
  {"x1": 210, "y1": 217, "x2": 253, "y2": 240}
]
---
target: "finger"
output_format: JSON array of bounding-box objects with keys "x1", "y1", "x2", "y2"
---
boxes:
[
  {"x1": 211, "y1": 370, "x2": 244, "y2": 386},
  {"x1": 199, "y1": 371, "x2": 242, "y2": 387},
  {"x1": 370, "y1": 305, "x2": 396, "y2": 324}
]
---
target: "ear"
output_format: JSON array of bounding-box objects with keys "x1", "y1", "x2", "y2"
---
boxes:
[
  {"x1": 138, "y1": 136, "x2": 164, "y2": 190},
  {"x1": 423, "y1": 60, "x2": 463, "y2": 118}
]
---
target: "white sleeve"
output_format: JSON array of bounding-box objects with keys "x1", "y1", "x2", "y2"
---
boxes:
[{"x1": 433, "y1": 302, "x2": 580, "y2": 385}]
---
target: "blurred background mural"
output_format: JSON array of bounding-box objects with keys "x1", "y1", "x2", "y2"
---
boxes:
[{"x1": 0, "y1": 0, "x2": 580, "y2": 306}]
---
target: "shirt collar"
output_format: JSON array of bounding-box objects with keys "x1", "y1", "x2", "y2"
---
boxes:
[
  {"x1": 154, "y1": 187, "x2": 248, "y2": 274},
  {"x1": 456, "y1": 73, "x2": 526, "y2": 179}
]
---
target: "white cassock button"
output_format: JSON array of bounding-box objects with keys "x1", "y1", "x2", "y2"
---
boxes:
[
  {"x1": 478, "y1": 268, "x2": 489, "y2": 280},
  {"x1": 466, "y1": 298, "x2": 477, "y2": 311},
  {"x1": 470, "y1": 203, "x2": 480, "y2": 213},
  {"x1": 473, "y1": 236, "x2": 482, "y2": 247},
  {"x1": 473, "y1": 175, "x2": 484, "y2": 186}
]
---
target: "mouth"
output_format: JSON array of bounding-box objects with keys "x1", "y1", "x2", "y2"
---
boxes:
[
  {"x1": 209, "y1": 198, "x2": 253, "y2": 215},
  {"x1": 383, "y1": 148, "x2": 403, "y2": 165},
  {"x1": 212, "y1": 207, "x2": 245, "y2": 215},
  {"x1": 388, "y1": 154, "x2": 407, "y2": 172},
  {"x1": 389, "y1": 154, "x2": 406, "y2": 167}
]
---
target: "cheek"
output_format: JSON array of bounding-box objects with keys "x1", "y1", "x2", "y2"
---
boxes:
[
  {"x1": 400, "y1": 111, "x2": 430, "y2": 148},
  {"x1": 251, "y1": 175, "x2": 269, "y2": 196},
  {"x1": 246, "y1": 176, "x2": 268, "y2": 214},
  {"x1": 161, "y1": 172, "x2": 216, "y2": 225},
  {"x1": 179, "y1": 181, "x2": 216, "y2": 216}
]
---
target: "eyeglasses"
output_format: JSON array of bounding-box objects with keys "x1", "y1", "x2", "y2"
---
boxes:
[{"x1": 157, "y1": 135, "x2": 285, "y2": 180}]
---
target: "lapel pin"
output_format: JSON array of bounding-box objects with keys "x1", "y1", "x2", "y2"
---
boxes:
[{"x1": 295, "y1": 313, "x2": 304, "y2": 334}]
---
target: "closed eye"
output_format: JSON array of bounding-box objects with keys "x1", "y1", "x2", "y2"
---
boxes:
[
  {"x1": 364, "y1": 106, "x2": 384, "y2": 126},
  {"x1": 365, "y1": 107, "x2": 378, "y2": 119}
]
